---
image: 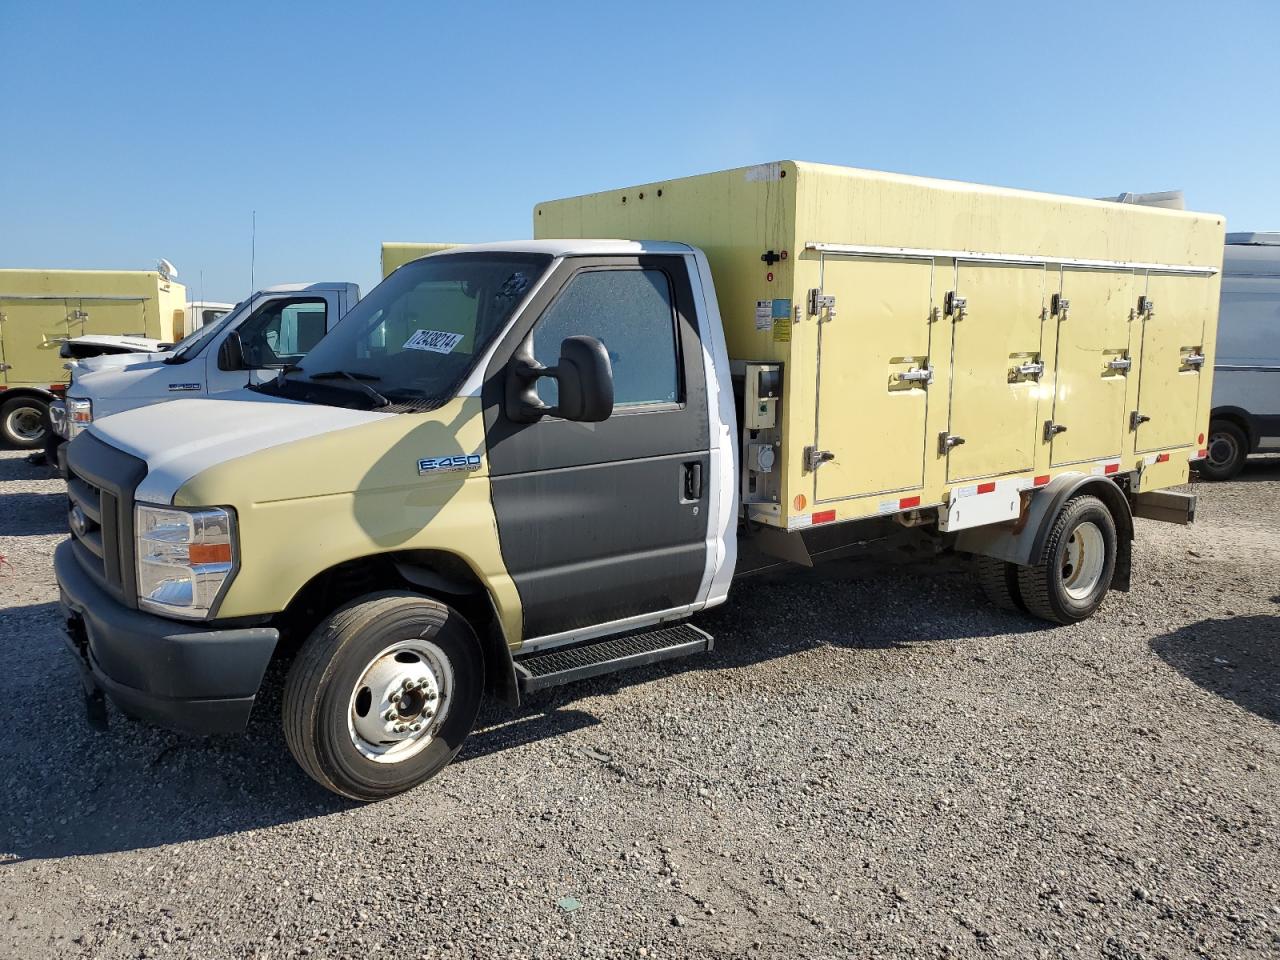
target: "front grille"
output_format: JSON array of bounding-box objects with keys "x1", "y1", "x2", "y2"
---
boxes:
[{"x1": 65, "y1": 433, "x2": 147, "y2": 608}]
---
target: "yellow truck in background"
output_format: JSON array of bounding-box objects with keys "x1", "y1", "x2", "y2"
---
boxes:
[
  {"x1": 0, "y1": 266, "x2": 187, "y2": 447},
  {"x1": 54, "y1": 162, "x2": 1222, "y2": 800},
  {"x1": 381, "y1": 242, "x2": 459, "y2": 279}
]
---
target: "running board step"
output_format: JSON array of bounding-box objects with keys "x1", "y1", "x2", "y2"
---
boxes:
[{"x1": 513, "y1": 623, "x2": 713, "y2": 693}]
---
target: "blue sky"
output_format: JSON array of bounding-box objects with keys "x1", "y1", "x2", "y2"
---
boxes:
[{"x1": 1, "y1": 1, "x2": 1274, "y2": 301}]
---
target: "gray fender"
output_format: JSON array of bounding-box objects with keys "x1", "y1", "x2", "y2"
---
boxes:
[{"x1": 955, "y1": 473, "x2": 1134, "y2": 591}]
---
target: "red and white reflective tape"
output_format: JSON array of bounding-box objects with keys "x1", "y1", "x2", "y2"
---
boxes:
[
  {"x1": 1089, "y1": 459, "x2": 1122, "y2": 477},
  {"x1": 877, "y1": 494, "x2": 923, "y2": 515},
  {"x1": 1188, "y1": 448, "x2": 1207, "y2": 461},
  {"x1": 1142, "y1": 452, "x2": 1173, "y2": 466}
]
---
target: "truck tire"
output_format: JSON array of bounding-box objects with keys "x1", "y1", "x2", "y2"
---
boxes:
[
  {"x1": 975, "y1": 555, "x2": 1026, "y2": 612},
  {"x1": 1199, "y1": 420, "x2": 1248, "y2": 481},
  {"x1": 0, "y1": 396, "x2": 48, "y2": 449},
  {"x1": 1016, "y1": 494, "x2": 1117, "y2": 625},
  {"x1": 282, "y1": 591, "x2": 484, "y2": 802}
]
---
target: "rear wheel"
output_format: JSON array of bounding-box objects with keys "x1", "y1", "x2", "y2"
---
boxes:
[
  {"x1": 283, "y1": 591, "x2": 484, "y2": 801},
  {"x1": 1017, "y1": 494, "x2": 1117, "y2": 625},
  {"x1": 1199, "y1": 420, "x2": 1248, "y2": 481},
  {"x1": 0, "y1": 396, "x2": 48, "y2": 449},
  {"x1": 975, "y1": 555, "x2": 1026, "y2": 612}
]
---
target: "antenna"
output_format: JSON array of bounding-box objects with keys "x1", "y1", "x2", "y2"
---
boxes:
[{"x1": 250, "y1": 210, "x2": 257, "y2": 293}]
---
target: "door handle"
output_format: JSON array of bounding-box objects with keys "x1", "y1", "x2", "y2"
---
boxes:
[{"x1": 683, "y1": 461, "x2": 703, "y2": 501}]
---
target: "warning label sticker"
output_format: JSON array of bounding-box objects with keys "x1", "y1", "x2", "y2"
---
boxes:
[
  {"x1": 772, "y1": 316, "x2": 792, "y2": 343},
  {"x1": 404, "y1": 330, "x2": 465, "y2": 354},
  {"x1": 755, "y1": 300, "x2": 772, "y2": 331}
]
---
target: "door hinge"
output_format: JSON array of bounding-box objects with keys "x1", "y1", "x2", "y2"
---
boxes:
[
  {"x1": 944, "y1": 291, "x2": 968, "y2": 321},
  {"x1": 1051, "y1": 293, "x2": 1071, "y2": 320},
  {"x1": 67, "y1": 309, "x2": 88, "y2": 322},
  {"x1": 1138, "y1": 295, "x2": 1155, "y2": 318},
  {"x1": 1130, "y1": 411, "x2": 1151, "y2": 431},
  {"x1": 1107, "y1": 356, "x2": 1133, "y2": 372},
  {"x1": 0, "y1": 362, "x2": 10, "y2": 372},
  {"x1": 1182, "y1": 351, "x2": 1207, "y2": 369},
  {"x1": 808, "y1": 289, "x2": 836, "y2": 321},
  {"x1": 1044, "y1": 420, "x2": 1068, "y2": 442},
  {"x1": 897, "y1": 365, "x2": 934, "y2": 386},
  {"x1": 938, "y1": 432, "x2": 966, "y2": 455},
  {"x1": 803, "y1": 446, "x2": 835, "y2": 472}
]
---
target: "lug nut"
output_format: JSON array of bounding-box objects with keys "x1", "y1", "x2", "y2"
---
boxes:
[
  {"x1": 384, "y1": 710, "x2": 396, "y2": 721},
  {"x1": 390, "y1": 692, "x2": 402, "y2": 704},
  {"x1": 411, "y1": 723, "x2": 422, "y2": 732},
  {"x1": 402, "y1": 678, "x2": 413, "y2": 690}
]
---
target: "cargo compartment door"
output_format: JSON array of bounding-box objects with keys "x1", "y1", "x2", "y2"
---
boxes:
[
  {"x1": 814, "y1": 256, "x2": 935, "y2": 503},
  {"x1": 1133, "y1": 273, "x2": 1213, "y2": 454},
  {"x1": 0, "y1": 297, "x2": 74, "y2": 385},
  {"x1": 80, "y1": 296, "x2": 149, "y2": 341},
  {"x1": 1049, "y1": 269, "x2": 1137, "y2": 466},
  {"x1": 945, "y1": 263, "x2": 1045, "y2": 482}
]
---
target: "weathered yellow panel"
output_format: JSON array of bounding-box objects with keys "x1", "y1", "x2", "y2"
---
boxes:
[
  {"x1": 946, "y1": 263, "x2": 1046, "y2": 481},
  {"x1": 1049, "y1": 269, "x2": 1138, "y2": 465},
  {"x1": 0, "y1": 269, "x2": 185, "y2": 388},
  {"x1": 535, "y1": 160, "x2": 1224, "y2": 528},
  {"x1": 814, "y1": 256, "x2": 935, "y2": 501},
  {"x1": 1134, "y1": 272, "x2": 1215, "y2": 453}
]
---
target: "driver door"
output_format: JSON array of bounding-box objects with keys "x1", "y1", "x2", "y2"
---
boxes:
[{"x1": 482, "y1": 256, "x2": 711, "y2": 641}]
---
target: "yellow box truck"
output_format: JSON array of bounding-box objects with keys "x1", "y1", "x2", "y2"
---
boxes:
[
  {"x1": 52, "y1": 162, "x2": 1222, "y2": 800},
  {"x1": 0, "y1": 266, "x2": 186, "y2": 447}
]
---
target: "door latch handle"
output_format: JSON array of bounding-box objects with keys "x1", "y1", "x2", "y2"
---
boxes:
[
  {"x1": 938, "y1": 432, "x2": 966, "y2": 455},
  {"x1": 897, "y1": 366, "x2": 934, "y2": 385},
  {"x1": 1130, "y1": 411, "x2": 1151, "y2": 430},
  {"x1": 1014, "y1": 360, "x2": 1045, "y2": 380},
  {"x1": 1044, "y1": 420, "x2": 1068, "y2": 442},
  {"x1": 682, "y1": 461, "x2": 703, "y2": 501},
  {"x1": 1107, "y1": 357, "x2": 1132, "y2": 372},
  {"x1": 1183, "y1": 352, "x2": 1207, "y2": 369}
]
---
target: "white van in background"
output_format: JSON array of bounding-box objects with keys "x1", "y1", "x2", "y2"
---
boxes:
[
  {"x1": 49, "y1": 282, "x2": 358, "y2": 451},
  {"x1": 1201, "y1": 233, "x2": 1280, "y2": 479}
]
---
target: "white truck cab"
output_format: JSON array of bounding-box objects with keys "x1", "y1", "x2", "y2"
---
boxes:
[{"x1": 53, "y1": 282, "x2": 359, "y2": 442}]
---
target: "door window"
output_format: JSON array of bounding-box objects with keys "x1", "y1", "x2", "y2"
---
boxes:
[
  {"x1": 238, "y1": 298, "x2": 327, "y2": 367},
  {"x1": 532, "y1": 268, "x2": 680, "y2": 409}
]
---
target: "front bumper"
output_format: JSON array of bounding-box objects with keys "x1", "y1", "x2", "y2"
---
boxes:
[{"x1": 54, "y1": 539, "x2": 279, "y2": 735}]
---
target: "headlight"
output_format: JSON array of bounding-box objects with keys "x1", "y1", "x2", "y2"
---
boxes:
[
  {"x1": 135, "y1": 504, "x2": 237, "y2": 619},
  {"x1": 65, "y1": 397, "x2": 92, "y2": 438}
]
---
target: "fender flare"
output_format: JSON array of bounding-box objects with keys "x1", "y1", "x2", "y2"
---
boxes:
[{"x1": 955, "y1": 474, "x2": 1134, "y2": 591}]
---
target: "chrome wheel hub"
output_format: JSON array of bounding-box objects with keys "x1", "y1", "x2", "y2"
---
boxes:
[
  {"x1": 6, "y1": 406, "x2": 44, "y2": 443},
  {"x1": 347, "y1": 638, "x2": 452, "y2": 763},
  {"x1": 1061, "y1": 521, "x2": 1106, "y2": 601}
]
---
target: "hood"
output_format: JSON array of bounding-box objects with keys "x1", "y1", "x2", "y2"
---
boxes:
[
  {"x1": 87, "y1": 390, "x2": 394, "y2": 504},
  {"x1": 73, "y1": 350, "x2": 172, "y2": 375}
]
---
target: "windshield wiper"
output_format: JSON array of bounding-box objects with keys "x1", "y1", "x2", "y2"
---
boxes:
[{"x1": 307, "y1": 369, "x2": 389, "y2": 408}]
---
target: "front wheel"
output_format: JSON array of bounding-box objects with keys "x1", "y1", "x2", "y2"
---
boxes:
[
  {"x1": 1016, "y1": 494, "x2": 1117, "y2": 625},
  {"x1": 1199, "y1": 420, "x2": 1248, "y2": 481},
  {"x1": 283, "y1": 592, "x2": 485, "y2": 801},
  {"x1": 0, "y1": 396, "x2": 48, "y2": 449}
]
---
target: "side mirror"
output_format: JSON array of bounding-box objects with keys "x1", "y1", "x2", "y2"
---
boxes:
[
  {"x1": 218, "y1": 330, "x2": 247, "y2": 371},
  {"x1": 506, "y1": 335, "x2": 614, "y2": 423}
]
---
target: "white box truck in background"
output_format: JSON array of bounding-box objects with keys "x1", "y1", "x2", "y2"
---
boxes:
[{"x1": 1199, "y1": 232, "x2": 1280, "y2": 479}]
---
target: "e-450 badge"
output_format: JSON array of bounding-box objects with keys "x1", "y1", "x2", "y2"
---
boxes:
[{"x1": 418, "y1": 454, "x2": 482, "y2": 476}]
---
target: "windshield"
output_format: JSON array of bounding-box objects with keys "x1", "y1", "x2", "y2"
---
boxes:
[
  {"x1": 168, "y1": 301, "x2": 245, "y2": 360},
  {"x1": 254, "y1": 253, "x2": 550, "y2": 411}
]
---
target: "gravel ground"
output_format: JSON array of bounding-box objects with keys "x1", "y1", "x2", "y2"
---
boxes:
[{"x1": 1, "y1": 446, "x2": 1278, "y2": 960}]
